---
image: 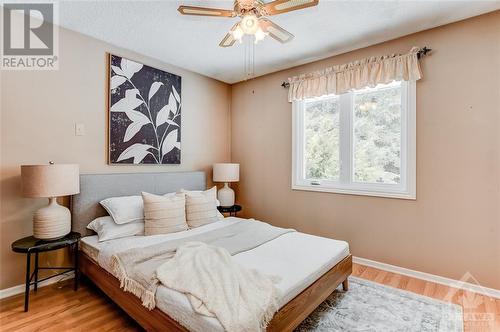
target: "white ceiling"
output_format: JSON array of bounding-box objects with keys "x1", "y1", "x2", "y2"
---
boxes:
[{"x1": 54, "y1": 1, "x2": 500, "y2": 83}]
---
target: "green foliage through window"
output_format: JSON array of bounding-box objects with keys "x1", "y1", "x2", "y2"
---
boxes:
[
  {"x1": 302, "y1": 81, "x2": 402, "y2": 184},
  {"x1": 304, "y1": 97, "x2": 340, "y2": 180},
  {"x1": 353, "y1": 83, "x2": 402, "y2": 184}
]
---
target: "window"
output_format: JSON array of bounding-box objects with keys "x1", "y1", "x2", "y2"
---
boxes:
[{"x1": 292, "y1": 81, "x2": 416, "y2": 199}]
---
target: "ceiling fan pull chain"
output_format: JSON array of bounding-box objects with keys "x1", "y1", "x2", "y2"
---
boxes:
[
  {"x1": 244, "y1": 35, "x2": 255, "y2": 80},
  {"x1": 244, "y1": 36, "x2": 248, "y2": 78}
]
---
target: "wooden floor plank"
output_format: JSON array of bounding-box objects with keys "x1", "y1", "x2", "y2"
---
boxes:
[
  {"x1": 373, "y1": 269, "x2": 388, "y2": 284},
  {"x1": 423, "y1": 281, "x2": 437, "y2": 298},
  {"x1": 0, "y1": 263, "x2": 497, "y2": 331},
  {"x1": 0, "y1": 281, "x2": 141, "y2": 332}
]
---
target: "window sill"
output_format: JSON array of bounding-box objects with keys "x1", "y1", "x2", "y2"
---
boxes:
[{"x1": 291, "y1": 184, "x2": 416, "y2": 200}]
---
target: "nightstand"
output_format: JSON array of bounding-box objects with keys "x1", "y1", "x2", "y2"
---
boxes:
[
  {"x1": 11, "y1": 232, "x2": 81, "y2": 312},
  {"x1": 217, "y1": 204, "x2": 242, "y2": 217}
]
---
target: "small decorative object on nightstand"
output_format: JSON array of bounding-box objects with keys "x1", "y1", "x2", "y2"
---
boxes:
[
  {"x1": 217, "y1": 204, "x2": 242, "y2": 217},
  {"x1": 11, "y1": 232, "x2": 81, "y2": 312},
  {"x1": 213, "y1": 163, "x2": 239, "y2": 207},
  {"x1": 21, "y1": 162, "x2": 80, "y2": 240}
]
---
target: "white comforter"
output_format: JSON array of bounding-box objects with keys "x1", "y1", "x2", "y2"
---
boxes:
[{"x1": 81, "y1": 218, "x2": 350, "y2": 332}]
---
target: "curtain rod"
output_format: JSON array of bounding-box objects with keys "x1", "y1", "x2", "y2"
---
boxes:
[{"x1": 281, "y1": 46, "x2": 432, "y2": 88}]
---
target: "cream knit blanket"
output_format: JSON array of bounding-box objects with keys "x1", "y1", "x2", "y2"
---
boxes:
[
  {"x1": 157, "y1": 241, "x2": 281, "y2": 332},
  {"x1": 110, "y1": 219, "x2": 294, "y2": 313}
]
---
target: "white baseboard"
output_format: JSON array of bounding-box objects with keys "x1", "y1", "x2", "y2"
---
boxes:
[
  {"x1": 0, "y1": 272, "x2": 74, "y2": 300},
  {"x1": 353, "y1": 256, "x2": 500, "y2": 299}
]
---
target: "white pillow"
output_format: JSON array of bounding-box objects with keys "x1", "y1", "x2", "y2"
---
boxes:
[
  {"x1": 100, "y1": 193, "x2": 177, "y2": 224},
  {"x1": 87, "y1": 216, "x2": 144, "y2": 242},
  {"x1": 179, "y1": 190, "x2": 221, "y2": 206},
  {"x1": 180, "y1": 189, "x2": 224, "y2": 220},
  {"x1": 100, "y1": 195, "x2": 143, "y2": 224},
  {"x1": 182, "y1": 186, "x2": 220, "y2": 228},
  {"x1": 142, "y1": 192, "x2": 188, "y2": 235}
]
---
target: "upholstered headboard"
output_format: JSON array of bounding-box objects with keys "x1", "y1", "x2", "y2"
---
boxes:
[{"x1": 71, "y1": 171, "x2": 206, "y2": 236}]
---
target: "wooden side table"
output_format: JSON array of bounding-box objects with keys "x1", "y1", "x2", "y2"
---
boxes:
[
  {"x1": 11, "y1": 232, "x2": 81, "y2": 312},
  {"x1": 217, "y1": 204, "x2": 242, "y2": 217}
]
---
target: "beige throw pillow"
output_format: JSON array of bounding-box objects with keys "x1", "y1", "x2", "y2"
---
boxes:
[
  {"x1": 142, "y1": 192, "x2": 188, "y2": 235},
  {"x1": 183, "y1": 186, "x2": 219, "y2": 228}
]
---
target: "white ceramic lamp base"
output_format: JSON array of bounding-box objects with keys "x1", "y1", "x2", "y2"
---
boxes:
[
  {"x1": 33, "y1": 197, "x2": 71, "y2": 240},
  {"x1": 218, "y1": 183, "x2": 235, "y2": 207}
]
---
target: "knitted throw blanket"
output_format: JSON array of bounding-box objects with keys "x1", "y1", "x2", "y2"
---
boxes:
[
  {"x1": 110, "y1": 219, "x2": 294, "y2": 312},
  {"x1": 157, "y1": 241, "x2": 282, "y2": 331}
]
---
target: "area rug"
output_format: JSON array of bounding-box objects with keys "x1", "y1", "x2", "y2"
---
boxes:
[{"x1": 295, "y1": 276, "x2": 463, "y2": 332}]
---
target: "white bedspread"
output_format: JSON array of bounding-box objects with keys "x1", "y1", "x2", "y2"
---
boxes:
[{"x1": 80, "y1": 217, "x2": 350, "y2": 332}]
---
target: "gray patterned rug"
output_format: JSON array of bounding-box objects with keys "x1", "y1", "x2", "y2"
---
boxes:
[{"x1": 295, "y1": 277, "x2": 463, "y2": 332}]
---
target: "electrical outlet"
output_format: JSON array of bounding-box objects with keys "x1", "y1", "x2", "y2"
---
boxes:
[{"x1": 75, "y1": 123, "x2": 85, "y2": 136}]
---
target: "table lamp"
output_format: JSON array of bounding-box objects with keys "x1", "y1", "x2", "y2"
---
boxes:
[
  {"x1": 21, "y1": 162, "x2": 80, "y2": 240},
  {"x1": 213, "y1": 163, "x2": 239, "y2": 207}
]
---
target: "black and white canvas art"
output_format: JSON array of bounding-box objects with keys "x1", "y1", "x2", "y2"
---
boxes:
[{"x1": 108, "y1": 54, "x2": 181, "y2": 164}]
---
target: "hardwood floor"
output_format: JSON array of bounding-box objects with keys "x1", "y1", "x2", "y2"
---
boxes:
[
  {"x1": 0, "y1": 277, "x2": 141, "y2": 332},
  {"x1": 1, "y1": 264, "x2": 498, "y2": 331}
]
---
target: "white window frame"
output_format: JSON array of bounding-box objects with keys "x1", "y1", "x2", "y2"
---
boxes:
[{"x1": 292, "y1": 81, "x2": 416, "y2": 200}]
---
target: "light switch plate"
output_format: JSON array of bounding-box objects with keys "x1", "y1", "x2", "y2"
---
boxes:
[{"x1": 75, "y1": 123, "x2": 85, "y2": 136}]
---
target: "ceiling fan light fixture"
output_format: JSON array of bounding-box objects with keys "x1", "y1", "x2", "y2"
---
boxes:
[
  {"x1": 254, "y1": 26, "x2": 268, "y2": 44},
  {"x1": 231, "y1": 24, "x2": 245, "y2": 43},
  {"x1": 240, "y1": 13, "x2": 259, "y2": 34}
]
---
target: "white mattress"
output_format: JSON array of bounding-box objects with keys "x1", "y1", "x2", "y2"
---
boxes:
[{"x1": 80, "y1": 217, "x2": 349, "y2": 332}]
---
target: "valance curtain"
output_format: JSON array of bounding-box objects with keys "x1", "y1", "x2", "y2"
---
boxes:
[{"x1": 287, "y1": 47, "x2": 423, "y2": 102}]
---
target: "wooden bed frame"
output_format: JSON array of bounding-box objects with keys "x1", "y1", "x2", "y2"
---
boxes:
[
  {"x1": 72, "y1": 173, "x2": 352, "y2": 331},
  {"x1": 79, "y1": 251, "x2": 352, "y2": 332}
]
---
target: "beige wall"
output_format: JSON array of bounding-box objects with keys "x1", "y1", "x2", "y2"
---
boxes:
[
  {"x1": 0, "y1": 26, "x2": 231, "y2": 289},
  {"x1": 231, "y1": 12, "x2": 500, "y2": 289}
]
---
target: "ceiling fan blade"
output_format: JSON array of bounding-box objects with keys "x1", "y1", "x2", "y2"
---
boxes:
[
  {"x1": 219, "y1": 32, "x2": 236, "y2": 48},
  {"x1": 219, "y1": 23, "x2": 240, "y2": 47},
  {"x1": 259, "y1": 18, "x2": 294, "y2": 43},
  {"x1": 262, "y1": 0, "x2": 318, "y2": 15},
  {"x1": 177, "y1": 5, "x2": 236, "y2": 17}
]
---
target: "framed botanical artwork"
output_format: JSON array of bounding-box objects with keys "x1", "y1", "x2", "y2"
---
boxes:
[{"x1": 108, "y1": 54, "x2": 181, "y2": 164}]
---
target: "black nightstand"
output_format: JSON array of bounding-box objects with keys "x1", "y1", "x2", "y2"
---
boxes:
[
  {"x1": 217, "y1": 204, "x2": 242, "y2": 217},
  {"x1": 11, "y1": 232, "x2": 81, "y2": 312}
]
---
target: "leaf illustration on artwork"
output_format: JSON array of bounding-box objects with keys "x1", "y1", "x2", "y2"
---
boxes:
[
  {"x1": 155, "y1": 105, "x2": 169, "y2": 127},
  {"x1": 168, "y1": 93, "x2": 177, "y2": 116},
  {"x1": 121, "y1": 58, "x2": 143, "y2": 79},
  {"x1": 162, "y1": 129, "x2": 179, "y2": 157},
  {"x1": 155, "y1": 92, "x2": 177, "y2": 126},
  {"x1": 148, "y1": 82, "x2": 164, "y2": 101},
  {"x1": 110, "y1": 75, "x2": 126, "y2": 89},
  {"x1": 111, "y1": 65, "x2": 125, "y2": 76},
  {"x1": 123, "y1": 110, "x2": 151, "y2": 142},
  {"x1": 172, "y1": 86, "x2": 180, "y2": 104},
  {"x1": 117, "y1": 143, "x2": 155, "y2": 164},
  {"x1": 111, "y1": 89, "x2": 142, "y2": 112},
  {"x1": 166, "y1": 119, "x2": 179, "y2": 127}
]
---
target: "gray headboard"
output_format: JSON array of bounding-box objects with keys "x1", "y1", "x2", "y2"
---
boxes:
[{"x1": 71, "y1": 171, "x2": 206, "y2": 236}]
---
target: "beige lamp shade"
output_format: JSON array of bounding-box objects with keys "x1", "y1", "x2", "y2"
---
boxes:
[
  {"x1": 21, "y1": 164, "x2": 80, "y2": 198},
  {"x1": 213, "y1": 163, "x2": 239, "y2": 182}
]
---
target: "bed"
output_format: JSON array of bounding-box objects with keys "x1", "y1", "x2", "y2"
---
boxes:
[{"x1": 72, "y1": 171, "x2": 352, "y2": 332}]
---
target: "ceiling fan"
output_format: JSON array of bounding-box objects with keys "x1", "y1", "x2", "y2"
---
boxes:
[{"x1": 178, "y1": 0, "x2": 319, "y2": 47}]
